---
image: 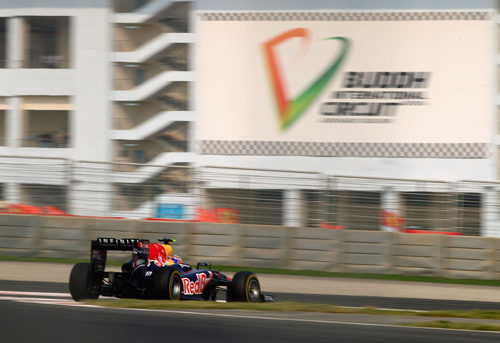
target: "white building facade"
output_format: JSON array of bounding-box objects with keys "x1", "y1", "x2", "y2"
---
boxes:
[{"x1": 0, "y1": 0, "x2": 499, "y2": 235}]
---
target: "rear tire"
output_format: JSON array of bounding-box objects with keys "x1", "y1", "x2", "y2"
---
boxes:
[
  {"x1": 69, "y1": 263, "x2": 98, "y2": 301},
  {"x1": 152, "y1": 267, "x2": 182, "y2": 300},
  {"x1": 229, "y1": 271, "x2": 261, "y2": 302}
]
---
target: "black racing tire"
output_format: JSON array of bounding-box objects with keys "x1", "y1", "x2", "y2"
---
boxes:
[
  {"x1": 229, "y1": 271, "x2": 261, "y2": 302},
  {"x1": 69, "y1": 263, "x2": 98, "y2": 301},
  {"x1": 152, "y1": 267, "x2": 182, "y2": 300}
]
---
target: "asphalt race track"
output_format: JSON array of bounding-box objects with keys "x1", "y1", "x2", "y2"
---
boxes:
[
  {"x1": 2, "y1": 280, "x2": 500, "y2": 311},
  {"x1": 1, "y1": 296, "x2": 499, "y2": 343},
  {"x1": 1, "y1": 280, "x2": 500, "y2": 343}
]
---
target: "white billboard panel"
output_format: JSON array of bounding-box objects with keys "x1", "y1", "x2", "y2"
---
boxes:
[{"x1": 197, "y1": 11, "x2": 493, "y2": 158}]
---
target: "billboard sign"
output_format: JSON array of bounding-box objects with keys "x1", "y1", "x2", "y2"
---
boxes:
[{"x1": 197, "y1": 11, "x2": 492, "y2": 158}]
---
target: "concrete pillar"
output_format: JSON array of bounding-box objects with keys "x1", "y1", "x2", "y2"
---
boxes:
[
  {"x1": 188, "y1": 9, "x2": 196, "y2": 155},
  {"x1": 6, "y1": 18, "x2": 25, "y2": 147},
  {"x1": 380, "y1": 187, "x2": 402, "y2": 232},
  {"x1": 70, "y1": 9, "x2": 112, "y2": 216},
  {"x1": 7, "y1": 17, "x2": 27, "y2": 69},
  {"x1": 481, "y1": 187, "x2": 500, "y2": 237},
  {"x1": 283, "y1": 189, "x2": 301, "y2": 227},
  {"x1": 6, "y1": 97, "x2": 21, "y2": 148}
]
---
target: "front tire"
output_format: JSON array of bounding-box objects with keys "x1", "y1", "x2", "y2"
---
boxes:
[
  {"x1": 229, "y1": 271, "x2": 261, "y2": 302},
  {"x1": 69, "y1": 263, "x2": 98, "y2": 301},
  {"x1": 152, "y1": 267, "x2": 182, "y2": 300}
]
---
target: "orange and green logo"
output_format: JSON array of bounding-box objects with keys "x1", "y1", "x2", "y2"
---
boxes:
[{"x1": 262, "y1": 28, "x2": 349, "y2": 131}]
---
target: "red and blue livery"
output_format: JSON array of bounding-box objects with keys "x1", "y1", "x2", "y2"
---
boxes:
[{"x1": 69, "y1": 237, "x2": 272, "y2": 303}]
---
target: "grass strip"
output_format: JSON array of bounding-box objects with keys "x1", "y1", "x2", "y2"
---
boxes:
[
  {"x1": 85, "y1": 299, "x2": 415, "y2": 315},
  {"x1": 85, "y1": 299, "x2": 500, "y2": 320},
  {"x1": 3, "y1": 256, "x2": 500, "y2": 288},
  {"x1": 415, "y1": 310, "x2": 500, "y2": 320},
  {"x1": 402, "y1": 320, "x2": 500, "y2": 332}
]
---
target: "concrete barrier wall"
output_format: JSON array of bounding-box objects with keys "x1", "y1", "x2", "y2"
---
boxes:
[{"x1": 1, "y1": 214, "x2": 500, "y2": 279}]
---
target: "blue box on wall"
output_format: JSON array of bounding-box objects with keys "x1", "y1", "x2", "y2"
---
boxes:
[{"x1": 156, "y1": 203, "x2": 185, "y2": 219}]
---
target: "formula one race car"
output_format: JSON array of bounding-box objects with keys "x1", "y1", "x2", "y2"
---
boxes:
[{"x1": 69, "y1": 237, "x2": 273, "y2": 303}]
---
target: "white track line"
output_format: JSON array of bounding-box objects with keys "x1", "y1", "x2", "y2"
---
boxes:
[
  {"x1": 0, "y1": 295, "x2": 92, "y2": 306},
  {"x1": 0, "y1": 290, "x2": 71, "y2": 297},
  {"x1": 0, "y1": 296, "x2": 68, "y2": 302}
]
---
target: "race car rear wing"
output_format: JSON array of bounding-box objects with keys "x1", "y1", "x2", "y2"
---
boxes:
[
  {"x1": 92, "y1": 237, "x2": 148, "y2": 251},
  {"x1": 90, "y1": 237, "x2": 150, "y2": 275}
]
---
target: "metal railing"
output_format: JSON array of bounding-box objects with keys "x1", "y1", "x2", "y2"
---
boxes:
[{"x1": 0, "y1": 156, "x2": 498, "y2": 236}]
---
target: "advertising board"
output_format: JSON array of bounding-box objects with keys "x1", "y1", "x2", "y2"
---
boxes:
[{"x1": 197, "y1": 11, "x2": 492, "y2": 158}]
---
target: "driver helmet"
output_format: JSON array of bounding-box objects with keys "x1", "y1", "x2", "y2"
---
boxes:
[{"x1": 171, "y1": 254, "x2": 183, "y2": 264}]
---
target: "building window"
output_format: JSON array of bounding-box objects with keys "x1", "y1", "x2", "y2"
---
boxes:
[
  {"x1": 23, "y1": 110, "x2": 69, "y2": 148},
  {"x1": 25, "y1": 17, "x2": 70, "y2": 68}
]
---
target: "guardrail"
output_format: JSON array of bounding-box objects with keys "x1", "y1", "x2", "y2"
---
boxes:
[{"x1": 1, "y1": 214, "x2": 499, "y2": 279}]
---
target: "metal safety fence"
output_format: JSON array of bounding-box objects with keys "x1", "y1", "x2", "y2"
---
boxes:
[{"x1": 0, "y1": 156, "x2": 498, "y2": 236}]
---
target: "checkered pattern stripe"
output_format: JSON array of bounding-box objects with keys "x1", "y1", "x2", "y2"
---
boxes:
[
  {"x1": 198, "y1": 11, "x2": 490, "y2": 22},
  {"x1": 199, "y1": 141, "x2": 488, "y2": 158}
]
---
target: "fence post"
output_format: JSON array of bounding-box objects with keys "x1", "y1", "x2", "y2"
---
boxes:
[
  {"x1": 283, "y1": 189, "x2": 301, "y2": 227},
  {"x1": 380, "y1": 186, "x2": 400, "y2": 231}
]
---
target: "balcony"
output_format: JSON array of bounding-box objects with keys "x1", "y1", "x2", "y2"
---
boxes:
[
  {"x1": 112, "y1": 70, "x2": 193, "y2": 101},
  {"x1": 113, "y1": 34, "x2": 193, "y2": 62},
  {"x1": 113, "y1": 123, "x2": 189, "y2": 167},
  {"x1": 113, "y1": 42, "x2": 189, "y2": 91},
  {"x1": 112, "y1": 109, "x2": 194, "y2": 140}
]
